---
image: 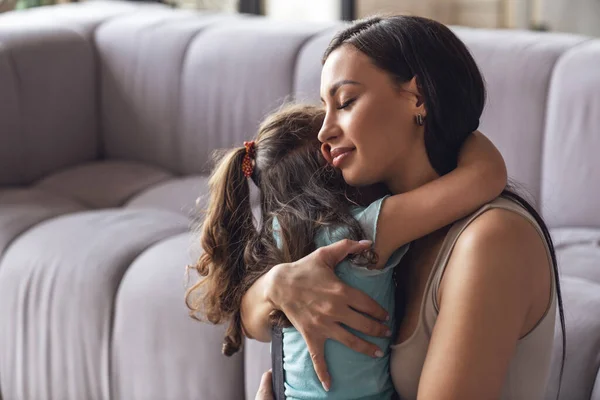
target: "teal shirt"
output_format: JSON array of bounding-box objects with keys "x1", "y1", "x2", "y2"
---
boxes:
[{"x1": 272, "y1": 196, "x2": 409, "y2": 400}]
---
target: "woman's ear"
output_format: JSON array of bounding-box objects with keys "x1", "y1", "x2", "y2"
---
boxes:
[
  {"x1": 408, "y1": 75, "x2": 425, "y2": 111},
  {"x1": 403, "y1": 76, "x2": 426, "y2": 115}
]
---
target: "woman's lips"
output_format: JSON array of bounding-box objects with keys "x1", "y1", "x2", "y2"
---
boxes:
[{"x1": 330, "y1": 147, "x2": 355, "y2": 168}]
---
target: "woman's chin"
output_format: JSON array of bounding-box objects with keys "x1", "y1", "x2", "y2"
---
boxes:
[{"x1": 342, "y1": 170, "x2": 374, "y2": 188}]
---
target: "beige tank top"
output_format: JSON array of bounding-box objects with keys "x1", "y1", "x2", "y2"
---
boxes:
[{"x1": 390, "y1": 197, "x2": 557, "y2": 400}]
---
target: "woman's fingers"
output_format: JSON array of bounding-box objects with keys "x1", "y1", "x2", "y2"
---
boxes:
[
  {"x1": 255, "y1": 369, "x2": 274, "y2": 400},
  {"x1": 269, "y1": 238, "x2": 392, "y2": 393},
  {"x1": 329, "y1": 323, "x2": 385, "y2": 358},
  {"x1": 305, "y1": 336, "x2": 331, "y2": 392},
  {"x1": 345, "y1": 285, "x2": 389, "y2": 322},
  {"x1": 338, "y1": 306, "x2": 391, "y2": 339},
  {"x1": 316, "y1": 239, "x2": 373, "y2": 269}
]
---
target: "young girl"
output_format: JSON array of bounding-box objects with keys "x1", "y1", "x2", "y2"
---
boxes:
[{"x1": 185, "y1": 104, "x2": 506, "y2": 399}]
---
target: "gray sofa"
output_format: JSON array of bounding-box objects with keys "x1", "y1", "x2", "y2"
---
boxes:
[{"x1": 0, "y1": 1, "x2": 599, "y2": 399}]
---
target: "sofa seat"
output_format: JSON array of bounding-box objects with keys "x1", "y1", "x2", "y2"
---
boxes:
[
  {"x1": 540, "y1": 227, "x2": 600, "y2": 399},
  {"x1": 0, "y1": 160, "x2": 245, "y2": 399},
  {"x1": 552, "y1": 228, "x2": 600, "y2": 284}
]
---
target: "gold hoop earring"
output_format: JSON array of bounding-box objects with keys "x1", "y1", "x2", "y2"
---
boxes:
[{"x1": 415, "y1": 114, "x2": 424, "y2": 126}]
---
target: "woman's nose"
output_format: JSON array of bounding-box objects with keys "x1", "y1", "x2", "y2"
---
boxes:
[{"x1": 317, "y1": 117, "x2": 339, "y2": 144}]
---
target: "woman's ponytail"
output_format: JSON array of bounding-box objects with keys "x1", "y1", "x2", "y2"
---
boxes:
[{"x1": 185, "y1": 145, "x2": 256, "y2": 356}]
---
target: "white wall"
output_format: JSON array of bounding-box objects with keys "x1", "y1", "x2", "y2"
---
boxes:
[
  {"x1": 539, "y1": 0, "x2": 600, "y2": 36},
  {"x1": 263, "y1": 0, "x2": 340, "y2": 22},
  {"x1": 263, "y1": 0, "x2": 600, "y2": 36},
  {"x1": 356, "y1": 0, "x2": 506, "y2": 29}
]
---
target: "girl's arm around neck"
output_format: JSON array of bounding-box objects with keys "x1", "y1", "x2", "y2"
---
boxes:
[{"x1": 372, "y1": 131, "x2": 507, "y2": 268}]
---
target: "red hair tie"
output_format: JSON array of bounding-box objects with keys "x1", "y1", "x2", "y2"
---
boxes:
[{"x1": 242, "y1": 141, "x2": 255, "y2": 178}]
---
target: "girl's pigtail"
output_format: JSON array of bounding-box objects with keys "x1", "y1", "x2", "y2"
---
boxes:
[
  {"x1": 223, "y1": 311, "x2": 243, "y2": 356},
  {"x1": 185, "y1": 145, "x2": 256, "y2": 356}
]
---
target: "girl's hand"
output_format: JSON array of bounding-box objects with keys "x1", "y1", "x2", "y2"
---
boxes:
[{"x1": 267, "y1": 239, "x2": 391, "y2": 391}]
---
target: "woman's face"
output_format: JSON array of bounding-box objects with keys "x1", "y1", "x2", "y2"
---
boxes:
[{"x1": 318, "y1": 44, "x2": 425, "y2": 190}]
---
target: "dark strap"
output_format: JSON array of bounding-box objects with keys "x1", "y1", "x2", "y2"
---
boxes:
[{"x1": 271, "y1": 326, "x2": 286, "y2": 400}]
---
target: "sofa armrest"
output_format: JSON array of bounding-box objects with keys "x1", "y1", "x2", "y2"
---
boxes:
[{"x1": 0, "y1": 21, "x2": 98, "y2": 186}]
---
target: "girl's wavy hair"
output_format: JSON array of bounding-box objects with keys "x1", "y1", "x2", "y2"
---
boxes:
[{"x1": 185, "y1": 104, "x2": 376, "y2": 357}]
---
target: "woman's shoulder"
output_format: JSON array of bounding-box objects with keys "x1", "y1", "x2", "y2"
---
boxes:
[
  {"x1": 453, "y1": 195, "x2": 547, "y2": 257},
  {"x1": 417, "y1": 196, "x2": 554, "y2": 399},
  {"x1": 438, "y1": 195, "x2": 551, "y2": 310},
  {"x1": 457, "y1": 202, "x2": 539, "y2": 252}
]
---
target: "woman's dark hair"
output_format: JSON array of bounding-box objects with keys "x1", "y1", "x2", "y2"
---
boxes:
[
  {"x1": 324, "y1": 15, "x2": 566, "y2": 395},
  {"x1": 185, "y1": 104, "x2": 375, "y2": 356}
]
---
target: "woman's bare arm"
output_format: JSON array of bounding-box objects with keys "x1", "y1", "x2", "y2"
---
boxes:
[
  {"x1": 240, "y1": 268, "x2": 279, "y2": 342},
  {"x1": 416, "y1": 209, "x2": 551, "y2": 399}
]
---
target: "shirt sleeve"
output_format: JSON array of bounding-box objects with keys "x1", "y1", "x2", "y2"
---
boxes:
[
  {"x1": 353, "y1": 195, "x2": 410, "y2": 269},
  {"x1": 272, "y1": 216, "x2": 283, "y2": 250}
]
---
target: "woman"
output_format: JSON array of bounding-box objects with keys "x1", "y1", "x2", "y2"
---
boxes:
[{"x1": 244, "y1": 15, "x2": 564, "y2": 400}]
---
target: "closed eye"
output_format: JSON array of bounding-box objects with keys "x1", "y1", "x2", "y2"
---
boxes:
[{"x1": 337, "y1": 98, "x2": 356, "y2": 110}]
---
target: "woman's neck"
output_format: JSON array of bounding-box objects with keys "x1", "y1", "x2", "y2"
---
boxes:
[{"x1": 385, "y1": 147, "x2": 439, "y2": 195}]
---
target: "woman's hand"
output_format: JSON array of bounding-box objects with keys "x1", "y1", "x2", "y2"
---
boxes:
[
  {"x1": 267, "y1": 239, "x2": 392, "y2": 391},
  {"x1": 255, "y1": 370, "x2": 274, "y2": 400}
]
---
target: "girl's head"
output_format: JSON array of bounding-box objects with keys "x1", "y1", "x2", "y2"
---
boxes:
[
  {"x1": 186, "y1": 104, "x2": 372, "y2": 356},
  {"x1": 249, "y1": 104, "x2": 347, "y2": 224},
  {"x1": 318, "y1": 16, "x2": 485, "y2": 192}
]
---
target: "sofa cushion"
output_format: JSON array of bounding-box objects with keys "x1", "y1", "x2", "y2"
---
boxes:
[
  {"x1": 0, "y1": 1, "x2": 150, "y2": 37},
  {"x1": 542, "y1": 40, "x2": 600, "y2": 228},
  {"x1": 0, "y1": 23, "x2": 98, "y2": 186},
  {"x1": 177, "y1": 18, "x2": 330, "y2": 175},
  {"x1": 111, "y1": 233, "x2": 245, "y2": 400},
  {"x1": 97, "y1": 9, "x2": 237, "y2": 174},
  {"x1": 97, "y1": 11, "x2": 331, "y2": 175},
  {"x1": 592, "y1": 375, "x2": 600, "y2": 400},
  {"x1": 126, "y1": 175, "x2": 210, "y2": 217},
  {"x1": 0, "y1": 208, "x2": 188, "y2": 400},
  {"x1": 36, "y1": 160, "x2": 172, "y2": 209},
  {"x1": 547, "y1": 229, "x2": 600, "y2": 398},
  {"x1": 177, "y1": 18, "x2": 333, "y2": 175},
  {"x1": 292, "y1": 25, "x2": 344, "y2": 104},
  {"x1": 0, "y1": 188, "x2": 83, "y2": 257},
  {"x1": 552, "y1": 228, "x2": 600, "y2": 284},
  {"x1": 0, "y1": 48, "x2": 20, "y2": 186},
  {"x1": 545, "y1": 276, "x2": 600, "y2": 400},
  {"x1": 451, "y1": 28, "x2": 588, "y2": 203}
]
